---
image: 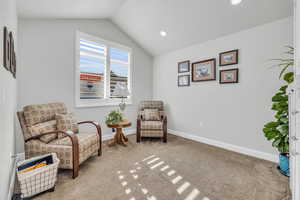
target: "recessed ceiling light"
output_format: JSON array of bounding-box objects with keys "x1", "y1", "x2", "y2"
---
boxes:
[
  {"x1": 231, "y1": 0, "x2": 242, "y2": 5},
  {"x1": 160, "y1": 30, "x2": 167, "y2": 37}
]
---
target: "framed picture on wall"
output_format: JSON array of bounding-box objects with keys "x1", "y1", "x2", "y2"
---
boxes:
[
  {"x1": 178, "y1": 60, "x2": 190, "y2": 73},
  {"x1": 178, "y1": 75, "x2": 190, "y2": 87},
  {"x1": 219, "y1": 49, "x2": 239, "y2": 66},
  {"x1": 9, "y1": 32, "x2": 16, "y2": 78},
  {"x1": 3, "y1": 27, "x2": 11, "y2": 71},
  {"x1": 219, "y1": 69, "x2": 239, "y2": 84},
  {"x1": 192, "y1": 58, "x2": 216, "y2": 82}
]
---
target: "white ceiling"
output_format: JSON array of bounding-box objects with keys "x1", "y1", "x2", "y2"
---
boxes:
[
  {"x1": 17, "y1": 0, "x2": 126, "y2": 19},
  {"x1": 112, "y1": 0, "x2": 293, "y2": 55},
  {"x1": 18, "y1": 0, "x2": 293, "y2": 55}
]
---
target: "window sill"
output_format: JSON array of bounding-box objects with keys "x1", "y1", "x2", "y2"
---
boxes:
[{"x1": 76, "y1": 98, "x2": 132, "y2": 108}]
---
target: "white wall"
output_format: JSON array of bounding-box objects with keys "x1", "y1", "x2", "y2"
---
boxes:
[
  {"x1": 153, "y1": 17, "x2": 293, "y2": 158},
  {"x1": 0, "y1": 0, "x2": 18, "y2": 199},
  {"x1": 17, "y1": 19, "x2": 153, "y2": 153}
]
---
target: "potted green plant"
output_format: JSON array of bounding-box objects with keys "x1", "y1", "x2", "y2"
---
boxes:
[
  {"x1": 105, "y1": 110, "x2": 123, "y2": 125},
  {"x1": 263, "y1": 46, "x2": 294, "y2": 176}
]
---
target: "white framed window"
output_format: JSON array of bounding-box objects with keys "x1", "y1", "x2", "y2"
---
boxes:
[{"x1": 75, "y1": 31, "x2": 132, "y2": 107}]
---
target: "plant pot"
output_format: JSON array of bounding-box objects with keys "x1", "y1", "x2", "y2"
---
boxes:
[{"x1": 278, "y1": 153, "x2": 290, "y2": 177}]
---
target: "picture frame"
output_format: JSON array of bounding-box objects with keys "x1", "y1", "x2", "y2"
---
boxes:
[
  {"x1": 3, "y1": 26, "x2": 11, "y2": 71},
  {"x1": 219, "y1": 69, "x2": 239, "y2": 84},
  {"x1": 192, "y1": 58, "x2": 216, "y2": 82},
  {"x1": 178, "y1": 75, "x2": 190, "y2": 87},
  {"x1": 9, "y1": 32, "x2": 16, "y2": 78},
  {"x1": 219, "y1": 49, "x2": 238, "y2": 66},
  {"x1": 178, "y1": 60, "x2": 190, "y2": 73}
]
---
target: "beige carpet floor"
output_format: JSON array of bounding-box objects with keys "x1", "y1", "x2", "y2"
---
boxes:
[{"x1": 26, "y1": 134, "x2": 290, "y2": 200}]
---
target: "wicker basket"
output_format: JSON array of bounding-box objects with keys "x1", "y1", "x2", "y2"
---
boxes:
[{"x1": 17, "y1": 153, "x2": 60, "y2": 198}]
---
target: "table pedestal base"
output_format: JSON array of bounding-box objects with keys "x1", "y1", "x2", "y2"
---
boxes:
[{"x1": 109, "y1": 128, "x2": 128, "y2": 146}]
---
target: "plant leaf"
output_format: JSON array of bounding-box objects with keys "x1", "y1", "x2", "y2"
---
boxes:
[{"x1": 283, "y1": 72, "x2": 294, "y2": 83}]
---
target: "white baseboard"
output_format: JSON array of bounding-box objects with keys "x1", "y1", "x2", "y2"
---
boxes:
[
  {"x1": 102, "y1": 128, "x2": 136, "y2": 141},
  {"x1": 168, "y1": 129, "x2": 278, "y2": 163}
]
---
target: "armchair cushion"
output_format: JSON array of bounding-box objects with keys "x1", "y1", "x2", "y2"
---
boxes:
[
  {"x1": 56, "y1": 113, "x2": 79, "y2": 138},
  {"x1": 49, "y1": 132, "x2": 99, "y2": 153},
  {"x1": 144, "y1": 109, "x2": 160, "y2": 121},
  {"x1": 25, "y1": 139, "x2": 73, "y2": 169},
  {"x1": 23, "y1": 103, "x2": 67, "y2": 126},
  {"x1": 141, "y1": 121, "x2": 163, "y2": 130},
  {"x1": 28, "y1": 120, "x2": 58, "y2": 143},
  {"x1": 140, "y1": 101, "x2": 163, "y2": 111}
]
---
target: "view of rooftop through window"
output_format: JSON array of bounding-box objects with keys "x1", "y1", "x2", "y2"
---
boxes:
[
  {"x1": 79, "y1": 38, "x2": 130, "y2": 100},
  {"x1": 80, "y1": 39, "x2": 106, "y2": 99},
  {"x1": 110, "y1": 48, "x2": 129, "y2": 98}
]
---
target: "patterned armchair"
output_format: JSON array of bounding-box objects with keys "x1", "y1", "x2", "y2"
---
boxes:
[
  {"x1": 137, "y1": 101, "x2": 167, "y2": 143},
  {"x1": 17, "y1": 103, "x2": 102, "y2": 179}
]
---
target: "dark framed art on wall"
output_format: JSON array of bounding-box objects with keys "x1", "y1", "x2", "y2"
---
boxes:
[
  {"x1": 3, "y1": 26, "x2": 11, "y2": 71},
  {"x1": 219, "y1": 49, "x2": 238, "y2": 66},
  {"x1": 178, "y1": 60, "x2": 190, "y2": 73},
  {"x1": 178, "y1": 75, "x2": 190, "y2": 87},
  {"x1": 219, "y1": 69, "x2": 239, "y2": 84},
  {"x1": 9, "y1": 32, "x2": 16, "y2": 78},
  {"x1": 192, "y1": 58, "x2": 216, "y2": 82}
]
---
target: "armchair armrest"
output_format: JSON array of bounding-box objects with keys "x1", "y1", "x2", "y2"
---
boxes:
[
  {"x1": 161, "y1": 115, "x2": 167, "y2": 122},
  {"x1": 26, "y1": 130, "x2": 79, "y2": 178},
  {"x1": 78, "y1": 121, "x2": 102, "y2": 156},
  {"x1": 25, "y1": 130, "x2": 77, "y2": 143}
]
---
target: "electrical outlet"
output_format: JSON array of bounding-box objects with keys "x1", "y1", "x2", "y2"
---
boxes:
[{"x1": 199, "y1": 122, "x2": 203, "y2": 127}]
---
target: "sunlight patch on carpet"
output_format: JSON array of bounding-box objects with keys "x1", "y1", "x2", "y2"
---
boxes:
[
  {"x1": 172, "y1": 175, "x2": 183, "y2": 184},
  {"x1": 116, "y1": 154, "x2": 207, "y2": 200},
  {"x1": 185, "y1": 189, "x2": 200, "y2": 200},
  {"x1": 160, "y1": 165, "x2": 170, "y2": 171},
  {"x1": 167, "y1": 170, "x2": 176, "y2": 176},
  {"x1": 142, "y1": 155, "x2": 155, "y2": 161},
  {"x1": 177, "y1": 182, "x2": 191, "y2": 194},
  {"x1": 147, "y1": 157, "x2": 160, "y2": 164},
  {"x1": 150, "y1": 161, "x2": 165, "y2": 169}
]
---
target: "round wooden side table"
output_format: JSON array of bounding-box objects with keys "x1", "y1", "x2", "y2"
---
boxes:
[{"x1": 107, "y1": 120, "x2": 131, "y2": 146}]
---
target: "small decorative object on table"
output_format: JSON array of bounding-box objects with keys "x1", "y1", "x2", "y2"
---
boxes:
[
  {"x1": 17, "y1": 153, "x2": 60, "y2": 199},
  {"x1": 106, "y1": 110, "x2": 123, "y2": 125},
  {"x1": 112, "y1": 82, "x2": 130, "y2": 112},
  {"x1": 106, "y1": 110, "x2": 131, "y2": 146}
]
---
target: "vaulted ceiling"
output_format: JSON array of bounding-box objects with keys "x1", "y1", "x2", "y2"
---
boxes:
[
  {"x1": 18, "y1": 0, "x2": 293, "y2": 55},
  {"x1": 17, "y1": 0, "x2": 126, "y2": 19}
]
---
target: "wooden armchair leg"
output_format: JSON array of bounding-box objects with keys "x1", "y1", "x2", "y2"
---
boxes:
[
  {"x1": 71, "y1": 135, "x2": 79, "y2": 179},
  {"x1": 137, "y1": 130, "x2": 141, "y2": 143},
  {"x1": 72, "y1": 152, "x2": 79, "y2": 179},
  {"x1": 137, "y1": 119, "x2": 141, "y2": 143},
  {"x1": 72, "y1": 167, "x2": 79, "y2": 179},
  {"x1": 98, "y1": 137, "x2": 102, "y2": 156},
  {"x1": 163, "y1": 133, "x2": 167, "y2": 143},
  {"x1": 163, "y1": 116, "x2": 167, "y2": 143},
  {"x1": 137, "y1": 135, "x2": 141, "y2": 143}
]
